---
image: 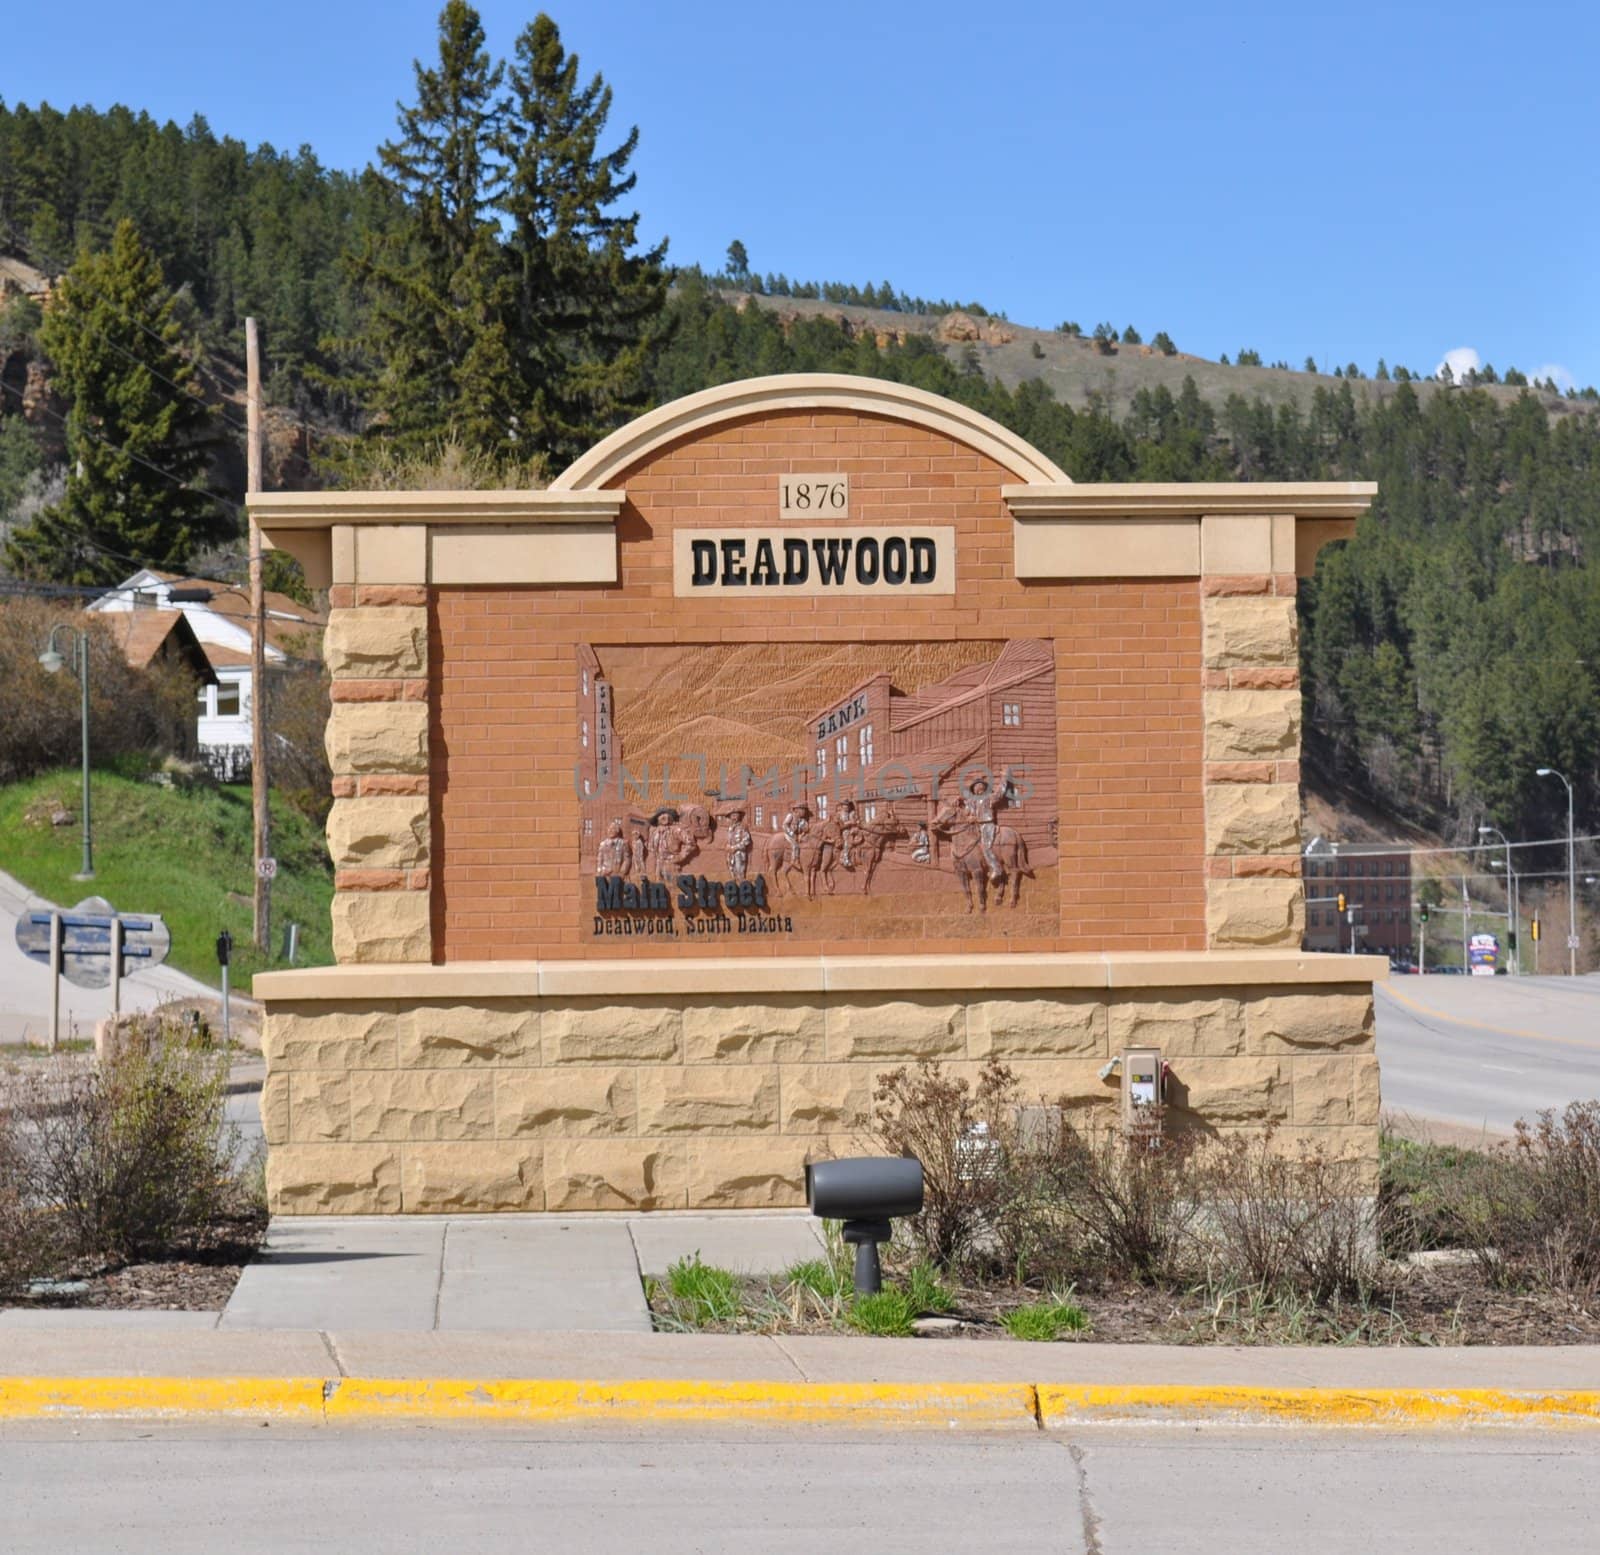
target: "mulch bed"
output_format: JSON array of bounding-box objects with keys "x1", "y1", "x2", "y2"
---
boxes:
[
  {"x1": 649, "y1": 1260, "x2": 1600, "y2": 1345},
  {"x1": 1, "y1": 1212, "x2": 266, "y2": 1313}
]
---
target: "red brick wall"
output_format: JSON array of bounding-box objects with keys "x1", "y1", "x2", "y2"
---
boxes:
[{"x1": 430, "y1": 408, "x2": 1206, "y2": 959}]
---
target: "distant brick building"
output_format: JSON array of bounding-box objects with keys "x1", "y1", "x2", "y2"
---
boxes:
[{"x1": 1303, "y1": 846, "x2": 1414, "y2": 957}]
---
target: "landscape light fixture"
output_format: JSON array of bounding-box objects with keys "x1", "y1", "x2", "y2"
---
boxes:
[
  {"x1": 804, "y1": 1157, "x2": 924, "y2": 1295},
  {"x1": 38, "y1": 624, "x2": 93, "y2": 880}
]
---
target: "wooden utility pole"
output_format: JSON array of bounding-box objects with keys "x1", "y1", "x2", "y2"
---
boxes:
[{"x1": 247, "y1": 317, "x2": 270, "y2": 953}]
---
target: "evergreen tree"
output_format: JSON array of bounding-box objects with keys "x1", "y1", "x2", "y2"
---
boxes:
[
  {"x1": 6, "y1": 219, "x2": 218, "y2": 582},
  {"x1": 500, "y1": 12, "x2": 668, "y2": 470},
  {"x1": 344, "y1": 1, "x2": 517, "y2": 460},
  {"x1": 725, "y1": 238, "x2": 749, "y2": 279}
]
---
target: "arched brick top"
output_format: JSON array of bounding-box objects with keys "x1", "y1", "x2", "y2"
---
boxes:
[{"x1": 549, "y1": 373, "x2": 1073, "y2": 491}]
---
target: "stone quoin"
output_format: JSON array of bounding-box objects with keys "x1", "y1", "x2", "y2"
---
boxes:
[{"x1": 250, "y1": 373, "x2": 1383, "y2": 1214}]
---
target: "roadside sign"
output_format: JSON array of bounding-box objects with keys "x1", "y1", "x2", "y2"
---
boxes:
[
  {"x1": 1568, "y1": 935, "x2": 1582, "y2": 951},
  {"x1": 13, "y1": 895, "x2": 172, "y2": 990},
  {"x1": 256, "y1": 857, "x2": 278, "y2": 881}
]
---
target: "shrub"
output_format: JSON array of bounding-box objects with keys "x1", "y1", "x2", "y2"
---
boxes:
[
  {"x1": 1463, "y1": 1103, "x2": 1600, "y2": 1302},
  {"x1": 1036, "y1": 1113, "x2": 1200, "y2": 1281},
  {"x1": 866, "y1": 1059, "x2": 1020, "y2": 1273},
  {"x1": 0, "y1": 1104, "x2": 58, "y2": 1292},
  {"x1": 1194, "y1": 1129, "x2": 1380, "y2": 1300},
  {"x1": 0, "y1": 598, "x2": 200, "y2": 783},
  {"x1": 23, "y1": 1021, "x2": 237, "y2": 1260}
]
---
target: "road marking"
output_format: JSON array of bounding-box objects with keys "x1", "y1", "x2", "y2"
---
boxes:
[
  {"x1": 1379, "y1": 983, "x2": 1600, "y2": 1055},
  {"x1": 1477, "y1": 1064, "x2": 1524, "y2": 1074}
]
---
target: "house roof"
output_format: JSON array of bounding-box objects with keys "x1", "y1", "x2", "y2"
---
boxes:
[
  {"x1": 99, "y1": 609, "x2": 216, "y2": 682},
  {"x1": 134, "y1": 570, "x2": 325, "y2": 659}
]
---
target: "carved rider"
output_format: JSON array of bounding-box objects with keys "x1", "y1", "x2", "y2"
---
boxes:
[
  {"x1": 722, "y1": 808, "x2": 752, "y2": 882},
  {"x1": 837, "y1": 799, "x2": 863, "y2": 871},
  {"x1": 595, "y1": 818, "x2": 630, "y2": 877},
  {"x1": 781, "y1": 801, "x2": 811, "y2": 861},
  {"x1": 962, "y1": 775, "x2": 1004, "y2": 885}
]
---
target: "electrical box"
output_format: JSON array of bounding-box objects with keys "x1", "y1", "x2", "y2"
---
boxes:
[{"x1": 1121, "y1": 1045, "x2": 1163, "y2": 1126}]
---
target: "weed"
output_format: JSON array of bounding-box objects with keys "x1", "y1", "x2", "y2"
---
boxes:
[
  {"x1": 846, "y1": 1287, "x2": 915, "y2": 1337},
  {"x1": 664, "y1": 1254, "x2": 739, "y2": 1326},
  {"x1": 1001, "y1": 1298, "x2": 1089, "y2": 1342},
  {"x1": 905, "y1": 1260, "x2": 955, "y2": 1314}
]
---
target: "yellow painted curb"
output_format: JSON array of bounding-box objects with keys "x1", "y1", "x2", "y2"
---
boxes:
[
  {"x1": 1037, "y1": 1383, "x2": 1600, "y2": 1429},
  {"x1": 0, "y1": 1376, "x2": 325, "y2": 1422},
  {"x1": 4, "y1": 1376, "x2": 1600, "y2": 1430},
  {"x1": 325, "y1": 1378, "x2": 1038, "y2": 1429}
]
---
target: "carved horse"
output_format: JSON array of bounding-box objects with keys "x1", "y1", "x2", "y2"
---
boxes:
[
  {"x1": 850, "y1": 803, "x2": 909, "y2": 897},
  {"x1": 930, "y1": 804, "x2": 1032, "y2": 912},
  {"x1": 762, "y1": 817, "x2": 844, "y2": 898}
]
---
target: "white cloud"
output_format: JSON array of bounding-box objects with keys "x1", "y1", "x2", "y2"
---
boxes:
[
  {"x1": 1435, "y1": 346, "x2": 1480, "y2": 382},
  {"x1": 1533, "y1": 362, "x2": 1576, "y2": 392}
]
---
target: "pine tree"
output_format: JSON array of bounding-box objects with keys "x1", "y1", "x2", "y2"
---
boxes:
[
  {"x1": 344, "y1": 1, "x2": 518, "y2": 461},
  {"x1": 500, "y1": 12, "x2": 668, "y2": 470},
  {"x1": 6, "y1": 219, "x2": 219, "y2": 583}
]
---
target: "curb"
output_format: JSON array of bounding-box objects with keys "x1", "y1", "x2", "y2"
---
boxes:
[{"x1": 2, "y1": 1377, "x2": 1599, "y2": 1430}]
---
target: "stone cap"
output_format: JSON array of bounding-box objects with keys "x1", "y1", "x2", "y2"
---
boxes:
[{"x1": 253, "y1": 949, "x2": 1388, "y2": 1004}]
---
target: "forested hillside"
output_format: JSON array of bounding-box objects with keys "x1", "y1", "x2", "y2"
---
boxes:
[{"x1": 1, "y1": 4, "x2": 1597, "y2": 853}]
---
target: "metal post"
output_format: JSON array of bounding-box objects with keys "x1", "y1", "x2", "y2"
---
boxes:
[
  {"x1": 221, "y1": 961, "x2": 231, "y2": 1046},
  {"x1": 76, "y1": 630, "x2": 93, "y2": 881},
  {"x1": 110, "y1": 915, "x2": 123, "y2": 1020},
  {"x1": 1568, "y1": 779, "x2": 1578, "y2": 977},
  {"x1": 1461, "y1": 874, "x2": 1469, "y2": 973},
  {"x1": 1419, "y1": 912, "x2": 1426, "y2": 975},
  {"x1": 48, "y1": 911, "x2": 61, "y2": 1052}
]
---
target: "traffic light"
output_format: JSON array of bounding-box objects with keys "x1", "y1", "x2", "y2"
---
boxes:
[
  {"x1": 1337, "y1": 893, "x2": 1347, "y2": 914},
  {"x1": 1419, "y1": 902, "x2": 1429, "y2": 925},
  {"x1": 1531, "y1": 916, "x2": 1541, "y2": 943}
]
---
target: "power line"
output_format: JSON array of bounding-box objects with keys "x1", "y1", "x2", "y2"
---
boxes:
[{"x1": 0, "y1": 376, "x2": 243, "y2": 521}]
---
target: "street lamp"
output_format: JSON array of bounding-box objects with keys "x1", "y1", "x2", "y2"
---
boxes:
[
  {"x1": 1536, "y1": 767, "x2": 1577, "y2": 976},
  {"x1": 1480, "y1": 825, "x2": 1519, "y2": 975},
  {"x1": 38, "y1": 623, "x2": 94, "y2": 880}
]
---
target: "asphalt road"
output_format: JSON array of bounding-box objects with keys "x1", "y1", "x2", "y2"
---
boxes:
[
  {"x1": 1, "y1": 1422, "x2": 1597, "y2": 1554},
  {"x1": 1375, "y1": 974, "x2": 1600, "y2": 1134}
]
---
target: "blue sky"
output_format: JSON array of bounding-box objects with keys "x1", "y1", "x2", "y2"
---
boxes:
[{"x1": 4, "y1": 1, "x2": 1595, "y2": 387}]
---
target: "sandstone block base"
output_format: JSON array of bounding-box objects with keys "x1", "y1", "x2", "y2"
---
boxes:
[{"x1": 259, "y1": 968, "x2": 1381, "y2": 1214}]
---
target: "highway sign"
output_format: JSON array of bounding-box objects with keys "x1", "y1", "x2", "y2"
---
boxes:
[
  {"x1": 256, "y1": 856, "x2": 278, "y2": 881},
  {"x1": 1568, "y1": 934, "x2": 1582, "y2": 951},
  {"x1": 13, "y1": 896, "x2": 172, "y2": 990}
]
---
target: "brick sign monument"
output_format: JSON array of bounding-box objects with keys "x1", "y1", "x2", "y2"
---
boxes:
[{"x1": 252, "y1": 373, "x2": 1383, "y2": 1214}]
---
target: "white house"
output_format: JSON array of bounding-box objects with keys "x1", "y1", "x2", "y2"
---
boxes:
[{"x1": 88, "y1": 568, "x2": 324, "y2": 777}]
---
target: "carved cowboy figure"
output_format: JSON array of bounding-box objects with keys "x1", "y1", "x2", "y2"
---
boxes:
[
  {"x1": 837, "y1": 800, "x2": 863, "y2": 871},
  {"x1": 722, "y1": 808, "x2": 752, "y2": 882},
  {"x1": 629, "y1": 826, "x2": 649, "y2": 877},
  {"x1": 912, "y1": 821, "x2": 931, "y2": 864},
  {"x1": 782, "y1": 802, "x2": 811, "y2": 855},
  {"x1": 648, "y1": 807, "x2": 695, "y2": 879},
  {"x1": 962, "y1": 775, "x2": 1004, "y2": 885},
  {"x1": 595, "y1": 818, "x2": 630, "y2": 877}
]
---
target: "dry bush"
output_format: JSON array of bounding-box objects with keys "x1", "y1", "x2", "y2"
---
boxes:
[
  {"x1": 1447, "y1": 1103, "x2": 1600, "y2": 1304},
  {"x1": 1195, "y1": 1129, "x2": 1380, "y2": 1300},
  {"x1": 264, "y1": 661, "x2": 331, "y2": 823},
  {"x1": 867, "y1": 1059, "x2": 1021, "y2": 1273},
  {"x1": 1036, "y1": 1112, "x2": 1201, "y2": 1281},
  {"x1": 23, "y1": 1021, "x2": 238, "y2": 1261},
  {"x1": 0, "y1": 1105, "x2": 59, "y2": 1293},
  {"x1": 0, "y1": 597, "x2": 199, "y2": 783}
]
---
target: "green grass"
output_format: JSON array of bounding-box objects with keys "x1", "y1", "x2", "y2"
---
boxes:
[
  {"x1": 905, "y1": 1260, "x2": 955, "y2": 1315},
  {"x1": 0, "y1": 769, "x2": 333, "y2": 988},
  {"x1": 785, "y1": 1256, "x2": 849, "y2": 1304},
  {"x1": 665, "y1": 1254, "x2": 740, "y2": 1326},
  {"x1": 846, "y1": 1287, "x2": 916, "y2": 1337},
  {"x1": 1000, "y1": 1299, "x2": 1090, "y2": 1341}
]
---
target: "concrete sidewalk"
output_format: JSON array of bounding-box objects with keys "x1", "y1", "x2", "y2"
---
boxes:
[
  {"x1": 216, "y1": 1213, "x2": 827, "y2": 1333},
  {"x1": 3, "y1": 1325, "x2": 1599, "y2": 1390}
]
